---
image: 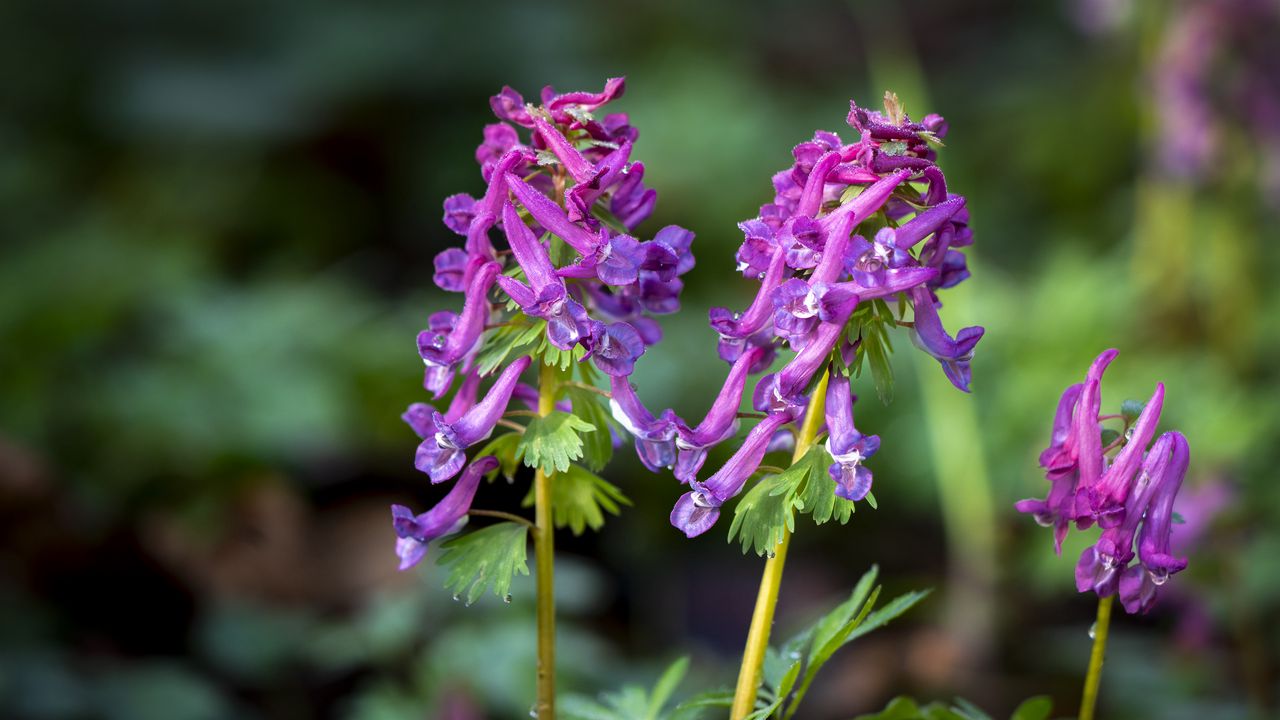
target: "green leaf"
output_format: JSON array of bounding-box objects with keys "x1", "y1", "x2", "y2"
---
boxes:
[
  {"x1": 864, "y1": 303, "x2": 896, "y2": 404},
  {"x1": 1100, "y1": 428, "x2": 1120, "y2": 446},
  {"x1": 560, "y1": 656, "x2": 691, "y2": 720},
  {"x1": 565, "y1": 385, "x2": 614, "y2": 471},
  {"x1": 435, "y1": 522, "x2": 529, "y2": 605},
  {"x1": 843, "y1": 588, "x2": 931, "y2": 644},
  {"x1": 793, "y1": 445, "x2": 857, "y2": 526},
  {"x1": 852, "y1": 697, "x2": 970, "y2": 720},
  {"x1": 1008, "y1": 696, "x2": 1052, "y2": 720},
  {"x1": 539, "y1": 333, "x2": 588, "y2": 371},
  {"x1": 522, "y1": 464, "x2": 630, "y2": 535},
  {"x1": 474, "y1": 432, "x2": 522, "y2": 482},
  {"x1": 473, "y1": 320, "x2": 544, "y2": 376},
  {"x1": 647, "y1": 657, "x2": 690, "y2": 719},
  {"x1": 517, "y1": 411, "x2": 596, "y2": 474},
  {"x1": 1120, "y1": 398, "x2": 1146, "y2": 423},
  {"x1": 670, "y1": 689, "x2": 733, "y2": 720},
  {"x1": 728, "y1": 467, "x2": 802, "y2": 556},
  {"x1": 950, "y1": 698, "x2": 994, "y2": 720}
]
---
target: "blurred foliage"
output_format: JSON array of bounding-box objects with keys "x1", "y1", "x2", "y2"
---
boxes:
[{"x1": 1, "y1": 0, "x2": 1278, "y2": 719}]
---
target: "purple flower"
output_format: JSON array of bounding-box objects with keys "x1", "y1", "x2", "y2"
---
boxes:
[
  {"x1": 670, "y1": 412, "x2": 794, "y2": 538},
  {"x1": 771, "y1": 278, "x2": 821, "y2": 345},
  {"x1": 418, "y1": 261, "x2": 500, "y2": 368},
  {"x1": 610, "y1": 162, "x2": 657, "y2": 230},
  {"x1": 412, "y1": 356, "x2": 531, "y2": 483},
  {"x1": 391, "y1": 456, "x2": 501, "y2": 571},
  {"x1": 494, "y1": 202, "x2": 591, "y2": 350},
  {"x1": 505, "y1": 172, "x2": 600, "y2": 257},
  {"x1": 433, "y1": 248, "x2": 474, "y2": 293},
  {"x1": 1121, "y1": 431, "x2": 1191, "y2": 613},
  {"x1": 443, "y1": 194, "x2": 477, "y2": 236},
  {"x1": 906, "y1": 285, "x2": 983, "y2": 392},
  {"x1": 609, "y1": 374, "x2": 678, "y2": 472},
  {"x1": 587, "y1": 321, "x2": 645, "y2": 377},
  {"x1": 824, "y1": 375, "x2": 881, "y2": 501},
  {"x1": 710, "y1": 248, "x2": 789, "y2": 339},
  {"x1": 1075, "y1": 432, "x2": 1177, "y2": 597},
  {"x1": 542, "y1": 77, "x2": 627, "y2": 123},
  {"x1": 673, "y1": 345, "x2": 767, "y2": 482},
  {"x1": 1016, "y1": 350, "x2": 1116, "y2": 552},
  {"x1": 1089, "y1": 383, "x2": 1166, "y2": 523},
  {"x1": 816, "y1": 169, "x2": 911, "y2": 235}
]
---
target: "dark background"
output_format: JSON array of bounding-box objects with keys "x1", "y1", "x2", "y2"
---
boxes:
[{"x1": 2, "y1": 1, "x2": 1277, "y2": 718}]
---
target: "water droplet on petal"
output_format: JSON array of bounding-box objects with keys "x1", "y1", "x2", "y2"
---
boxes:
[{"x1": 1088, "y1": 621, "x2": 1097, "y2": 640}]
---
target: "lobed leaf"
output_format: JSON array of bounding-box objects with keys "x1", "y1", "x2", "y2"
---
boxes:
[
  {"x1": 517, "y1": 411, "x2": 596, "y2": 474},
  {"x1": 435, "y1": 521, "x2": 529, "y2": 605},
  {"x1": 522, "y1": 464, "x2": 631, "y2": 536},
  {"x1": 565, "y1": 385, "x2": 614, "y2": 471}
]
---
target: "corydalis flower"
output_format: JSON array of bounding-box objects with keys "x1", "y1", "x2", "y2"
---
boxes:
[
  {"x1": 408, "y1": 356, "x2": 531, "y2": 483},
  {"x1": 670, "y1": 412, "x2": 796, "y2": 538},
  {"x1": 1017, "y1": 349, "x2": 1192, "y2": 613},
  {"x1": 391, "y1": 456, "x2": 500, "y2": 570},
  {"x1": 824, "y1": 375, "x2": 880, "y2": 501}
]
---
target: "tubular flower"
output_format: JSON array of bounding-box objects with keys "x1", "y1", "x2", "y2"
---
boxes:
[
  {"x1": 670, "y1": 412, "x2": 795, "y2": 538},
  {"x1": 824, "y1": 375, "x2": 881, "y2": 501},
  {"x1": 1018, "y1": 350, "x2": 1193, "y2": 613},
  {"x1": 391, "y1": 456, "x2": 500, "y2": 570},
  {"x1": 412, "y1": 356, "x2": 531, "y2": 483}
]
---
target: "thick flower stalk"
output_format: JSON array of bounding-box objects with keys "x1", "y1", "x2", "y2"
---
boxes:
[
  {"x1": 1015, "y1": 348, "x2": 1192, "y2": 615},
  {"x1": 393, "y1": 78, "x2": 694, "y2": 720}
]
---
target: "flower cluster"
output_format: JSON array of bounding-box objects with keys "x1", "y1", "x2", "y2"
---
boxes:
[
  {"x1": 609, "y1": 93, "x2": 981, "y2": 539},
  {"x1": 393, "y1": 78, "x2": 695, "y2": 569},
  {"x1": 1016, "y1": 349, "x2": 1192, "y2": 614},
  {"x1": 1152, "y1": 0, "x2": 1280, "y2": 198}
]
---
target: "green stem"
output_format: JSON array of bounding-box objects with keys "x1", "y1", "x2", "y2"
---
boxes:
[
  {"x1": 533, "y1": 361, "x2": 559, "y2": 719},
  {"x1": 1079, "y1": 594, "x2": 1114, "y2": 720},
  {"x1": 729, "y1": 371, "x2": 830, "y2": 720}
]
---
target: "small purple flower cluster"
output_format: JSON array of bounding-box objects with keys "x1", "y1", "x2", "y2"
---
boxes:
[
  {"x1": 608, "y1": 94, "x2": 981, "y2": 539},
  {"x1": 393, "y1": 78, "x2": 695, "y2": 569},
  {"x1": 1016, "y1": 349, "x2": 1192, "y2": 614},
  {"x1": 1152, "y1": 0, "x2": 1280, "y2": 197}
]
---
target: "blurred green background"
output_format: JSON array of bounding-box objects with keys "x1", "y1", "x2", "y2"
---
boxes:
[{"x1": 2, "y1": 0, "x2": 1277, "y2": 718}]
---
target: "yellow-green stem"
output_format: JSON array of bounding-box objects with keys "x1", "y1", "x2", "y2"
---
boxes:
[
  {"x1": 1079, "y1": 595, "x2": 1114, "y2": 720},
  {"x1": 730, "y1": 371, "x2": 830, "y2": 720},
  {"x1": 533, "y1": 362, "x2": 558, "y2": 719}
]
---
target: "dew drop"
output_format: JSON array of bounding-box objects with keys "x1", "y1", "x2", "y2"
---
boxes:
[
  {"x1": 788, "y1": 651, "x2": 801, "y2": 660},
  {"x1": 1087, "y1": 621, "x2": 1097, "y2": 640},
  {"x1": 529, "y1": 704, "x2": 539, "y2": 718},
  {"x1": 452, "y1": 593, "x2": 462, "y2": 603},
  {"x1": 766, "y1": 551, "x2": 776, "y2": 559},
  {"x1": 504, "y1": 593, "x2": 514, "y2": 604}
]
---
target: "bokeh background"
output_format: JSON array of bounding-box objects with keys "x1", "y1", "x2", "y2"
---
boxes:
[{"x1": 2, "y1": 0, "x2": 1277, "y2": 718}]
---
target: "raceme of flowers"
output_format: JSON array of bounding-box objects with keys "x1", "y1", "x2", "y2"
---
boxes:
[
  {"x1": 392, "y1": 78, "x2": 696, "y2": 569},
  {"x1": 604, "y1": 93, "x2": 983, "y2": 540},
  {"x1": 1016, "y1": 349, "x2": 1192, "y2": 614}
]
